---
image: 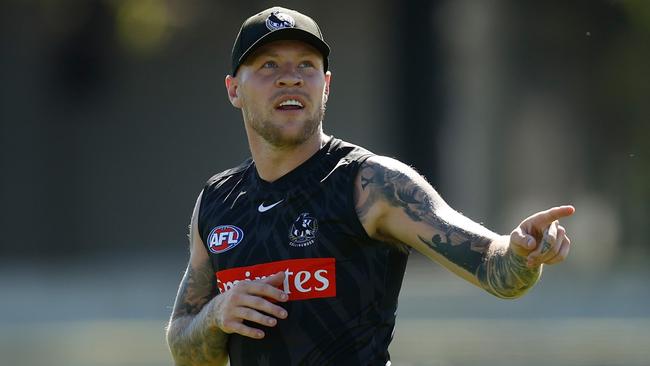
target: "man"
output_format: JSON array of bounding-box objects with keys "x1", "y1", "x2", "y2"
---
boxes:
[{"x1": 166, "y1": 6, "x2": 574, "y2": 366}]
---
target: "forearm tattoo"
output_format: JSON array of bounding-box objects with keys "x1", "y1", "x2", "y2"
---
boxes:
[
  {"x1": 357, "y1": 159, "x2": 540, "y2": 298},
  {"x1": 475, "y1": 245, "x2": 541, "y2": 299},
  {"x1": 167, "y1": 257, "x2": 228, "y2": 365}
]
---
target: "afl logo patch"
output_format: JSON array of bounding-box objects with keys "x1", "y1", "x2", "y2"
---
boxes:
[
  {"x1": 266, "y1": 11, "x2": 295, "y2": 31},
  {"x1": 208, "y1": 225, "x2": 244, "y2": 254},
  {"x1": 289, "y1": 213, "x2": 318, "y2": 247}
]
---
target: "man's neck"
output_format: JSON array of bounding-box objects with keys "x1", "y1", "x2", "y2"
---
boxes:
[{"x1": 248, "y1": 131, "x2": 328, "y2": 183}]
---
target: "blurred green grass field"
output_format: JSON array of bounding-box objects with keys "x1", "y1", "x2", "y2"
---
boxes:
[
  {"x1": 2, "y1": 255, "x2": 649, "y2": 366},
  {"x1": 2, "y1": 317, "x2": 649, "y2": 366}
]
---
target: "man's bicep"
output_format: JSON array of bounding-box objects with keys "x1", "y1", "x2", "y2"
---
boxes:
[
  {"x1": 355, "y1": 156, "x2": 499, "y2": 285},
  {"x1": 171, "y1": 190, "x2": 217, "y2": 320}
]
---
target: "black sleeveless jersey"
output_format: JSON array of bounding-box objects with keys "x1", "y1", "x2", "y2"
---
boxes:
[{"x1": 198, "y1": 137, "x2": 409, "y2": 366}]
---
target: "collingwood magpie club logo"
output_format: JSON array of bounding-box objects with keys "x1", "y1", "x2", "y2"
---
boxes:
[
  {"x1": 266, "y1": 11, "x2": 295, "y2": 31},
  {"x1": 289, "y1": 213, "x2": 318, "y2": 247}
]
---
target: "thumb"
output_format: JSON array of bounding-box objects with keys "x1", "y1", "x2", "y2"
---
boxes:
[{"x1": 510, "y1": 227, "x2": 536, "y2": 254}]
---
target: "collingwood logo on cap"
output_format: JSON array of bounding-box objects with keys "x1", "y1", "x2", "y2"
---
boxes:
[{"x1": 266, "y1": 10, "x2": 296, "y2": 31}]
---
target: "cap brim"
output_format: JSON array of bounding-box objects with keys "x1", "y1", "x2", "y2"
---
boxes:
[{"x1": 235, "y1": 28, "x2": 330, "y2": 75}]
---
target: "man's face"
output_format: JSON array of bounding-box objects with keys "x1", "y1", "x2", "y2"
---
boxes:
[{"x1": 226, "y1": 40, "x2": 331, "y2": 148}]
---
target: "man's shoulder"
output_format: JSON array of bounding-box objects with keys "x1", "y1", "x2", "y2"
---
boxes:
[
  {"x1": 356, "y1": 155, "x2": 425, "y2": 183},
  {"x1": 325, "y1": 138, "x2": 421, "y2": 180},
  {"x1": 328, "y1": 136, "x2": 375, "y2": 163},
  {"x1": 204, "y1": 157, "x2": 253, "y2": 189}
]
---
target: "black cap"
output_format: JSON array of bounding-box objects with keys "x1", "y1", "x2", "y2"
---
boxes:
[{"x1": 231, "y1": 7, "x2": 330, "y2": 76}]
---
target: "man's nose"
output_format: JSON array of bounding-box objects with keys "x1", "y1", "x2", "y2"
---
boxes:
[{"x1": 275, "y1": 68, "x2": 304, "y2": 87}]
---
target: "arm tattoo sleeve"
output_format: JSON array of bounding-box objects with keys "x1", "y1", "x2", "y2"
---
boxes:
[
  {"x1": 358, "y1": 159, "x2": 540, "y2": 299},
  {"x1": 475, "y1": 245, "x2": 541, "y2": 299},
  {"x1": 167, "y1": 257, "x2": 228, "y2": 365}
]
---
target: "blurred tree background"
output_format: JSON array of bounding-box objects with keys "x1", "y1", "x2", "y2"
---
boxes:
[{"x1": 1, "y1": 1, "x2": 649, "y2": 365}]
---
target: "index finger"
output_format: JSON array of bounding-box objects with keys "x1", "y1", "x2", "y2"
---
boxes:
[
  {"x1": 525, "y1": 205, "x2": 575, "y2": 228},
  {"x1": 244, "y1": 272, "x2": 288, "y2": 302}
]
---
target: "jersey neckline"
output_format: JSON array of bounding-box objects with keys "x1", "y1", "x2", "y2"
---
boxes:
[{"x1": 251, "y1": 136, "x2": 338, "y2": 192}]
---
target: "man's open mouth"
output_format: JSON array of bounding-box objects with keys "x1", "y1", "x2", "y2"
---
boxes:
[{"x1": 276, "y1": 98, "x2": 305, "y2": 111}]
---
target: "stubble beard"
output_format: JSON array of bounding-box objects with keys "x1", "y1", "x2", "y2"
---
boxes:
[{"x1": 244, "y1": 97, "x2": 327, "y2": 149}]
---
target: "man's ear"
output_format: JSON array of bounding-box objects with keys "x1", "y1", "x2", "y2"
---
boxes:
[
  {"x1": 225, "y1": 75, "x2": 242, "y2": 108},
  {"x1": 323, "y1": 71, "x2": 332, "y2": 103}
]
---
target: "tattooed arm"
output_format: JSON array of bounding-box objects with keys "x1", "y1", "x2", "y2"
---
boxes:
[
  {"x1": 354, "y1": 156, "x2": 574, "y2": 299},
  {"x1": 166, "y1": 192, "x2": 290, "y2": 365},
  {"x1": 166, "y1": 191, "x2": 229, "y2": 365}
]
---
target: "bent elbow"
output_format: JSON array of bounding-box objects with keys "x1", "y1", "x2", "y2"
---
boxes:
[{"x1": 165, "y1": 320, "x2": 186, "y2": 362}]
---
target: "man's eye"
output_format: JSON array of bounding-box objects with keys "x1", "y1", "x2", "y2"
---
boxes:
[
  {"x1": 262, "y1": 61, "x2": 278, "y2": 68},
  {"x1": 299, "y1": 61, "x2": 315, "y2": 68}
]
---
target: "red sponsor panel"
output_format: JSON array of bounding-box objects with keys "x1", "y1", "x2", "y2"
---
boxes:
[{"x1": 216, "y1": 258, "x2": 336, "y2": 301}]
